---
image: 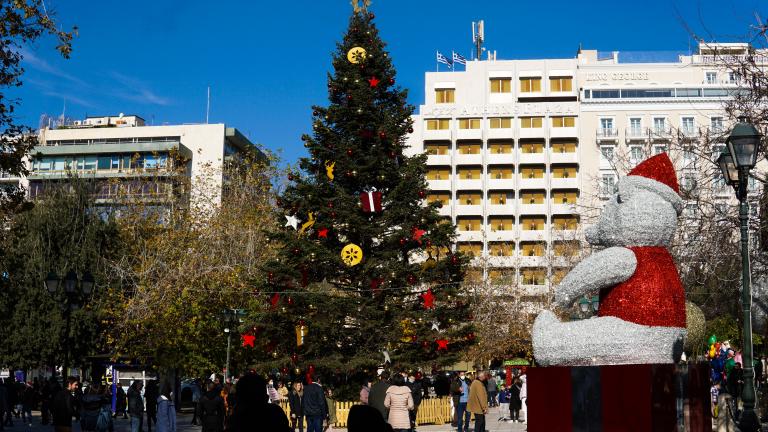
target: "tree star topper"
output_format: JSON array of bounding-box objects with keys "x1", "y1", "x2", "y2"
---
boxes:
[
  {"x1": 242, "y1": 334, "x2": 256, "y2": 348},
  {"x1": 351, "y1": 0, "x2": 372, "y2": 14},
  {"x1": 285, "y1": 214, "x2": 299, "y2": 230},
  {"x1": 421, "y1": 288, "x2": 435, "y2": 309}
]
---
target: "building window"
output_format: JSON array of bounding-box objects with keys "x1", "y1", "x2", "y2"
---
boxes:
[
  {"x1": 551, "y1": 142, "x2": 577, "y2": 153},
  {"x1": 653, "y1": 117, "x2": 667, "y2": 133},
  {"x1": 456, "y1": 217, "x2": 483, "y2": 232},
  {"x1": 705, "y1": 72, "x2": 717, "y2": 84},
  {"x1": 457, "y1": 241, "x2": 483, "y2": 256},
  {"x1": 457, "y1": 142, "x2": 481, "y2": 154},
  {"x1": 520, "y1": 243, "x2": 546, "y2": 257},
  {"x1": 425, "y1": 142, "x2": 450, "y2": 155},
  {"x1": 600, "y1": 145, "x2": 615, "y2": 163},
  {"x1": 551, "y1": 116, "x2": 576, "y2": 127},
  {"x1": 489, "y1": 242, "x2": 514, "y2": 257},
  {"x1": 488, "y1": 141, "x2": 513, "y2": 153},
  {"x1": 435, "y1": 88, "x2": 455, "y2": 103},
  {"x1": 550, "y1": 76, "x2": 573, "y2": 92},
  {"x1": 489, "y1": 216, "x2": 515, "y2": 231},
  {"x1": 520, "y1": 77, "x2": 542, "y2": 93},
  {"x1": 489, "y1": 117, "x2": 512, "y2": 129},
  {"x1": 520, "y1": 216, "x2": 546, "y2": 231},
  {"x1": 488, "y1": 165, "x2": 514, "y2": 179},
  {"x1": 551, "y1": 165, "x2": 577, "y2": 179},
  {"x1": 552, "y1": 190, "x2": 578, "y2": 204},
  {"x1": 629, "y1": 146, "x2": 644, "y2": 164},
  {"x1": 629, "y1": 118, "x2": 642, "y2": 135},
  {"x1": 520, "y1": 190, "x2": 545, "y2": 205},
  {"x1": 457, "y1": 166, "x2": 481, "y2": 180},
  {"x1": 600, "y1": 173, "x2": 616, "y2": 196},
  {"x1": 520, "y1": 268, "x2": 547, "y2": 285},
  {"x1": 458, "y1": 118, "x2": 481, "y2": 129},
  {"x1": 600, "y1": 118, "x2": 614, "y2": 131},
  {"x1": 427, "y1": 167, "x2": 451, "y2": 180},
  {"x1": 520, "y1": 141, "x2": 544, "y2": 153},
  {"x1": 490, "y1": 78, "x2": 512, "y2": 93},
  {"x1": 457, "y1": 191, "x2": 482, "y2": 205},
  {"x1": 681, "y1": 173, "x2": 697, "y2": 193},
  {"x1": 653, "y1": 145, "x2": 667, "y2": 155},
  {"x1": 552, "y1": 215, "x2": 579, "y2": 230},
  {"x1": 710, "y1": 117, "x2": 724, "y2": 133},
  {"x1": 488, "y1": 191, "x2": 511, "y2": 205},
  {"x1": 427, "y1": 192, "x2": 450, "y2": 205},
  {"x1": 520, "y1": 117, "x2": 543, "y2": 128},
  {"x1": 681, "y1": 117, "x2": 695, "y2": 135},
  {"x1": 426, "y1": 119, "x2": 450, "y2": 130},
  {"x1": 520, "y1": 165, "x2": 545, "y2": 179},
  {"x1": 553, "y1": 241, "x2": 580, "y2": 257}
]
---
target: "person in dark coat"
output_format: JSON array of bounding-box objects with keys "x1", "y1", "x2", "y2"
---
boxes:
[
  {"x1": 227, "y1": 374, "x2": 290, "y2": 432},
  {"x1": 52, "y1": 377, "x2": 79, "y2": 432},
  {"x1": 127, "y1": 381, "x2": 144, "y2": 432},
  {"x1": 287, "y1": 382, "x2": 304, "y2": 432},
  {"x1": 301, "y1": 375, "x2": 327, "y2": 432},
  {"x1": 347, "y1": 405, "x2": 394, "y2": 432},
  {"x1": 114, "y1": 385, "x2": 127, "y2": 419},
  {"x1": 80, "y1": 383, "x2": 104, "y2": 432},
  {"x1": 198, "y1": 381, "x2": 224, "y2": 432},
  {"x1": 407, "y1": 374, "x2": 422, "y2": 432},
  {"x1": 367, "y1": 372, "x2": 391, "y2": 422},
  {"x1": 2, "y1": 379, "x2": 15, "y2": 427},
  {"x1": 509, "y1": 378, "x2": 522, "y2": 422},
  {"x1": 144, "y1": 381, "x2": 158, "y2": 432}
]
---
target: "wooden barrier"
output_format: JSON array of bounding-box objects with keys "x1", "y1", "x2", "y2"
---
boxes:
[{"x1": 279, "y1": 397, "x2": 455, "y2": 428}]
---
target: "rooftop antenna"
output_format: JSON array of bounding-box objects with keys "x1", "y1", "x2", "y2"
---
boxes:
[
  {"x1": 206, "y1": 86, "x2": 211, "y2": 124},
  {"x1": 472, "y1": 20, "x2": 484, "y2": 61}
]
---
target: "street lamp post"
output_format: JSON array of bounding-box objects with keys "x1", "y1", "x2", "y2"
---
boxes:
[
  {"x1": 45, "y1": 270, "x2": 95, "y2": 377},
  {"x1": 222, "y1": 308, "x2": 246, "y2": 382},
  {"x1": 717, "y1": 117, "x2": 763, "y2": 432}
]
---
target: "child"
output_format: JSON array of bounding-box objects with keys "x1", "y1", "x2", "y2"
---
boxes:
[
  {"x1": 497, "y1": 384, "x2": 511, "y2": 422},
  {"x1": 324, "y1": 388, "x2": 337, "y2": 431},
  {"x1": 711, "y1": 380, "x2": 720, "y2": 418}
]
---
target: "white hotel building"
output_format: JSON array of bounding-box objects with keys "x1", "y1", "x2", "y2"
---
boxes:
[{"x1": 405, "y1": 42, "x2": 762, "y2": 296}]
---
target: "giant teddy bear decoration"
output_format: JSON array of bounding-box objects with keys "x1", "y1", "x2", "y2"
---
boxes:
[{"x1": 533, "y1": 153, "x2": 687, "y2": 366}]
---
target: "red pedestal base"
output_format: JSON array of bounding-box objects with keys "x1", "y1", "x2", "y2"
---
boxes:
[{"x1": 527, "y1": 363, "x2": 711, "y2": 432}]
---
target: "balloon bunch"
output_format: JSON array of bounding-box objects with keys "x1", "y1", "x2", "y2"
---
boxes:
[{"x1": 707, "y1": 334, "x2": 736, "y2": 383}]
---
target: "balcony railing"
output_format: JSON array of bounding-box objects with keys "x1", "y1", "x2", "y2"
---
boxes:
[
  {"x1": 596, "y1": 128, "x2": 619, "y2": 139},
  {"x1": 625, "y1": 127, "x2": 648, "y2": 139},
  {"x1": 692, "y1": 54, "x2": 768, "y2": 64}
]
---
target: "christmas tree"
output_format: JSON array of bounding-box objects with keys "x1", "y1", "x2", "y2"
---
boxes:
[{"x1": 245, "y1": 5, "x2": 473, "y2": 381}]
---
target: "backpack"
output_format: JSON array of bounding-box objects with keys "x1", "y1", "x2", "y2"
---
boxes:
[{"x1": 96, "y1": 407, "x2": 112, "y2": 432}]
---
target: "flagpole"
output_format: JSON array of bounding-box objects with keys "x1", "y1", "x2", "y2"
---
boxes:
[{"x1": 436, "y1": 51, "x2": 439, "y2": 72}]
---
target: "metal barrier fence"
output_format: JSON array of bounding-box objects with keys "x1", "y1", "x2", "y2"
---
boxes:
[{"x1": 279, "y1": 397, "x2": 454, "y2": 428}]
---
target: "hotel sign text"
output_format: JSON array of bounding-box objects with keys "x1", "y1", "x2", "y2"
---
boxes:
[
  {"x1": 422, "y1": 103, "x2": 577, "y2": 117},
  {"x1": 586, "y1": 72, "x2": 649, "y2": 81}
]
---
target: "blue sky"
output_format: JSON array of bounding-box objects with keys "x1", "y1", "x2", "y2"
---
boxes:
[{"x1": 11, "y1": 0, "x2": 765, "y2": 163}]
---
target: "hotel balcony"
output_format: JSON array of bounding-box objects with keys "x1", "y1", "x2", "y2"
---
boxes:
[
  {"x1": 520, "y1": 284, "x2": 549, "y2": 296},
  {"x1": 550, "y1": 203, "x2": 578, "y2": 214},
  {"x1": 423, "y1": 129, "x2": 452, "y2": 141},
  {"x1": 426, "y1": 179, "x2": 451, "y2": 190},
  {"x1": 518, "y1": 151, "x2": 547, "y2": 164},
  {"x1": 487, "y1": 203, "x2": 516, "y2": 215},
  {"x1": 549, "y1": 151, "x2": 578, "y2": 164},
  {"x1": 487, "y1": 230, "x2": 516, "y2": 242},
  {"x1": 455, "y1": 205, "x2": 483, "y2": 216},
  {"x1": 487, "y1": 128, "x2": 515, "y2": 140},
  {"x1": 456, "y1": 129, "x2": 482, "y2": 140},
  {"x1": 518, "y1": 177, "x2": 547, "y2": 189},
  {"x1": 519, "y1": 229, "x2": 547, "y2": 242},
  {"x1": 455, "y1": 153, "x2": 483, "y2": 165},
  {"x1": 518, "y1": 203, "x2": 548, "y2": 215},
  {"x1": 456, "y1": 231, "x2": 484, "y2": 242},
  {"x1": 550, "y1": 127, "x2": 578, "y2": 139},
  {"x1": 518, "y1": 256, "x2": 547, "y2": 267},
  {"x1": 551, "y1": 177, "x2": 579, "y2": 189},
  {"x1": 455, "y1": 178, "x2": 483, "y2": 190},
  {"x1": 625, "y1": 127, "x2": 650, "y2": 142},
  {"x1": 486, "y1": 178, "x2": 514, "y2": 190},
  {"x1": 437, "y1": 206, "x2": 452, "y2": 217},
  {"x1": 426, "y1": 154, "x2": 450, "y2": 165},
  {"x1": 596, "y1": 128, "x2": 619, "y2": 142},
  {"x1": 650, "y1": 127, "x2": 674, "y2": 141},
  {"x1": 519, "y1": 128, "x2": 546, "y2": 139},
  {"x1": 484, "y1": 151, "x2": 515, "y2": 164},
  {"x1": 487, "y1": 256, "x2": 516, "y2": 267}
]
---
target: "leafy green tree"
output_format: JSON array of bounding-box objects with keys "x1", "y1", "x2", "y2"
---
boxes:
[
  {"x1": 250, "y1": 9, "x2": 473, "y2": 380},
  {"x1": 0, "y1": 179, "x2": 122, "y2": 371}
]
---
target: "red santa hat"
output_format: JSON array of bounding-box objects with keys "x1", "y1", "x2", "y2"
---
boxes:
[{"x1": 624, "y1": 153, "x2": 682, "y2": 213}]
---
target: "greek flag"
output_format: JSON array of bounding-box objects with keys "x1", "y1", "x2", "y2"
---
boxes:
[
  {"x1": 452, "y1": 51, "x2": 467, "y2": 65},
  {"x1": 436, "y1": 51, "x2": 452, "y2": 66}
]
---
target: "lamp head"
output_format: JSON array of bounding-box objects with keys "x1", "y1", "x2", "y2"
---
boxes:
[
  {"x1": 726, "y1": 118, "x2": 762, "y2": 169},
  {"x1": 45, "y1": 272, "x2": 59, "y2": 294}
]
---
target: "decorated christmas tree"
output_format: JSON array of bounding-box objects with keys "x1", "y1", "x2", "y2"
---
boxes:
[{"x1": 243, "y1": 5, "x2": 474, "y2": 378}]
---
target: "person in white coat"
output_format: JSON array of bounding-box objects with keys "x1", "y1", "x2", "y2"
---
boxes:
[
  {"x1": 519, "y1": 374, "x2": 528, "y2": 424},
  {"x1": 156, "y1": 385, "x2": 176, "y2": 432}
]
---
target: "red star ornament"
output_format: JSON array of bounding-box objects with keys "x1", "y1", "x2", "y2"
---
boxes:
[
  {"x1": 241, "y1": 334, "x2": 256, "y2": 348},
  {"x1": 436, "y1": 339, "x2": 449, "y2": 351},
  {"x1": 412, "y1": 227, "x2": 426, "y2": 244},
  {"x1": 368, "y1": 76, "x2": 380, "y2": 87},
  {"x1": 317, "y1": 228, "x2": 329, "y2": 238},
  {"x1": 421, "y1": 289, "x2": 435, "y2": 309}
]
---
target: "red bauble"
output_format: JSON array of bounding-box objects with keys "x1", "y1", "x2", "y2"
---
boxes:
[
  {"x1": 368, "y1": 12, "x2": 375, "y2": 19},
  {"x1": 287, "y1": 174, "x2": 294, "y2": 181},
  {"x1": 389, "y1": 78, "x2": 395, "y2": 85},
  {"x1": 466, "y1": 332, "x2": 476, "y2": 341},
  {"x1": 267, "y1": 272, "x2": 274, "y2": 282},
  {"x1": 407, "y1": 274, "x2": 417, "y2": 285},
  {"x1": 425, "y1": 239, "x2": 432, "y2": 248},
  {"x1": 291, "y1": 353, "x2": 299, "y2": 364},
  {"x1": 281, "y1": 367, "x2": 289, "y2": 374},
  {"x1": 308, "y1": 364, "x2": 316, "y2": 373},
  {"x1": 378, "y1": 131, "x2": 387, "y2": 140},
  {"x1": 287, "y1": 296, "x2": 294, "y2": 305},
  {"x1": 331, "y1": 211, "x2": 337, "y2": 218},
  {"x1": 292, "y1": 248, "x2": 301, "y2": 255},
  {"x1": 399, "y1": 237, "x2": 407, "y2": 246},
  {"x1": 410, "y1": 335, "x2": 418, "y2": 342},
  {"x1": 346, "y1": 94, "x2": 353, "y2": 101},
  {"x1": 327, "y1": 201, "x2": 333, "y2": 208},
  {"x1": 346, "y1": 149, "x2": 353, "y2": 156},
  {"x1": 388, "y1": 151, "x2": 397, "y2": 159},
  {"x1": 408, "y1": 127, "x2": 414, "y2": 133},
  {"x1": 450, "y1": 255, "x2": 459, "y2": 265},
  {"x1": 276, "y1": 198, "x2": 283, "y2": 207},
  {"x1": 421, "y1": 340, "x2": 429, "y2": 348},
  {"x1": 418, "y1": 190, "x2": 426, "y2": 199}
]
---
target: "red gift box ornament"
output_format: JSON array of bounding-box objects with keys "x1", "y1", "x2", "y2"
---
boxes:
[{"x1": 360, "y1": 190, "x2": 383, "y2": 213}]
